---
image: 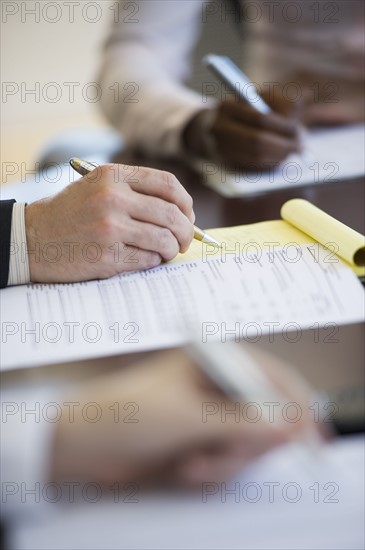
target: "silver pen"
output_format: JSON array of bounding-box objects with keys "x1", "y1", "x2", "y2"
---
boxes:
[{"x1": 188, "y1": 339, "x2": 323, "y2": 460}]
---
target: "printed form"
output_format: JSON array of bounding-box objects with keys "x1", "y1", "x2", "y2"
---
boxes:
[{"x1": 1, "y1": 245, "x2": 364, "y2": 371}]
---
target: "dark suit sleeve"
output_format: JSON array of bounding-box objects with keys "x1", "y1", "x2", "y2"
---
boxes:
[{"x1": 0, "y1": 200, "x2": 16, "y2": 288}]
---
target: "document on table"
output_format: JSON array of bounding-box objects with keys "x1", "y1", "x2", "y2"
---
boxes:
[
  {"x1": 1, "y1": 244, "x2": 364, "y2": 371},
  {"x1": 200, "y1": 124, "x2": 365, "y2": 196}
]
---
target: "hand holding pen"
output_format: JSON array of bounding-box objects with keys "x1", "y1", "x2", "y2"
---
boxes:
[
  {"x1": 189, "y1": 339, "x2": 326, "y2": 470},
  {"x1": 70, "y1": 158, "x2": 221, "y2": 248},
  {"x1": 25, "y1": 161, "x2": 218, "y2": 284},
  {"x1": 51, "y1": 345, "x2": 325, "y2": 488},
  {"x1": 183, "y1": 54, "x2": 309, "y2": 171}
]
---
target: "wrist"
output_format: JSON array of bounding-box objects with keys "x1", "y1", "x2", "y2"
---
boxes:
[
  {"x1": 182, "y1": 108, "x2": 219, "y2": 160},
  {"x1": 25, "y1": 201, "x2": 49, "y2": 282}
]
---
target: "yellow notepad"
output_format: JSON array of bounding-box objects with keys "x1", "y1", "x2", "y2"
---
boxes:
[{"x1": 173, "y1": 199, "x2": 365, "y2": 277}]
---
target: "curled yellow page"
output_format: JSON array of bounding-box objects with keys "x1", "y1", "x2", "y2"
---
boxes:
[
  {"x1": 174, "y1": 199, "x2": 365, "y2": 278},
  {"x1": 281, "y1": 199, "x2": 365, "y2": 268}
]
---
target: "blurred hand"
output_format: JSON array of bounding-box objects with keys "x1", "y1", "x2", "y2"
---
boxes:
[
  {"x1": 25, "y1": 164, "x2": 195, "y2": 283},
  {"x1": 183, "y1": 92, "x2": 301, "y2": 171},
  {"x1": 51, "y1": 347, "x2": 322, "y2": 488}
]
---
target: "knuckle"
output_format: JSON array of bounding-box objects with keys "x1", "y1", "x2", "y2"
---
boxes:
[
  {"x1": 120, "y1": 189, "x2": 134, "y2": 211},
  {"x1": 111, "y1": 164, "x2": 126, "y2": 185},
  {"x1": 165, "y1": 203, "x2": 179, "y2": 226},
  {"x1": 99, "y1": 164, "x2": 113, "y2": 177},
  {"x1": 141, "y1": 252, "x2": 162, "y2": 270},
  {"x1": 93, "y1": 164, "x2": 114, "y2": 184},
  {"x1": 135, "y1": 165, "x2": 150, "y2": 185},
  {"x1": 124, "y1": 225, "x2": 141, "y2": 246},
  {"x1": 118, "y1": 164, "x2": 138, "y2": 186},
  {"x1": 95, "y1": 186, "x2": 118, "y2": 211},
  {"x1": 179, "y1": 224, "x2": 194, "y2": 253},
  {"x1": 159, "y1": 227, "x2": 172, "y2": 242},
  {"x1": 158, "y1": 228, "x2": 178, "y2": 260},
  {"x1": 161, "y1": 170, "x2": 179, "y2": 193},
  {"x1": 185, "y1": 192, "x2": 194, "y2": 212},
  {"x1": 97, "y1": 217, "x2": 117, "y2": 241}
]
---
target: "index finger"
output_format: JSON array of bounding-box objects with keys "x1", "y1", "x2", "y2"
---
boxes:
[
  {"x1": 121, "y1": 166, "x2": 195, "y2": 222},
  {"x1": 220, "y1": 100, "x2": 299, "y2": 139}
]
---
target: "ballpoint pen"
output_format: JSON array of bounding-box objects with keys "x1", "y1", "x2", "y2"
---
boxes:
[
  {"x1": 69, "y1": 157, "x2": 222, "y2": 248},
  {"x1": 203, "y1": 54, "x2": 315, "y2": 167},
  {"x1": 188, "y1": 339, "x2": 324, "y2": 462}
]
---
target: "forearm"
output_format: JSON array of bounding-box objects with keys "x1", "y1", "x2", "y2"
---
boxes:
[{"x1": 97, "y1": 0, "x2": 211, "y2": 157}]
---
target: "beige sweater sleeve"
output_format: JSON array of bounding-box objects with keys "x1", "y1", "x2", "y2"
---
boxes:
[{"x1": 97, "y1": 0, "x2": 214, "y2": 157}]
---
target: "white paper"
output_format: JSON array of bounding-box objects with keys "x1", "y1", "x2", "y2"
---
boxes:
[
  {"x1": 202, "y1": 124, "x2": 365, "y2": 196},
  {"x1": 1, "y1": 245, "x2": 364, "y2": 371}
]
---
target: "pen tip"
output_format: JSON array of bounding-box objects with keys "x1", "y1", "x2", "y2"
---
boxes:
[
  {"x1": 69, "y1": 158, "x2": 81, "y2": 170},
  {"x1": 203, "y1": 235, "x2": 223, "y2": 248}
]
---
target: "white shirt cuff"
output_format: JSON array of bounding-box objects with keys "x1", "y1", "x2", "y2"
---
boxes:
[{"x1": 8, "y1": 202, "x2": 31, "y2": 286}]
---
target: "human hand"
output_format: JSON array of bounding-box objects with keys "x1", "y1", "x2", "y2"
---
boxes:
[
  {"x1": 183, "y1": 93, "x2": 301, "y2": 171},
  {"x1": 51, "y1": 346, "x2": 323, "y2": 488},
  {"x1": 25, "y1": 164, "x2": 195, "y2": 283}
]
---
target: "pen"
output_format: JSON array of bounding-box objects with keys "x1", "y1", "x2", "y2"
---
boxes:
[
  {"x1": 69, "y1": 157, "x2": 222, "y2": 248},
  {"x1": 188, "y1": 339, "x2": 323, "y2": 459},
  {"x1": 203, "y1": 54, "x2": 272, "y2": 116},
  {"x1": 188, "y1": 339, "x2": 288, "y2": 410},
  {"x1": 203, "y1": 54, "x2": 314, "y2": 166}
]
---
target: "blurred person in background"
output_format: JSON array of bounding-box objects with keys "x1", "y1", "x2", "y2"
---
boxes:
[
  {"x1": 98, "y1": 0, "x2": 364, "y2": 173},
  {"x1": 1, "y1": 346, "x2": 319, "y2": 515}
]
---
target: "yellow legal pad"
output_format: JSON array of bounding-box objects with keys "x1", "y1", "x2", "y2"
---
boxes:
[{"x1": 173, "y1": 199, "x2": 365, "y2": 278}]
